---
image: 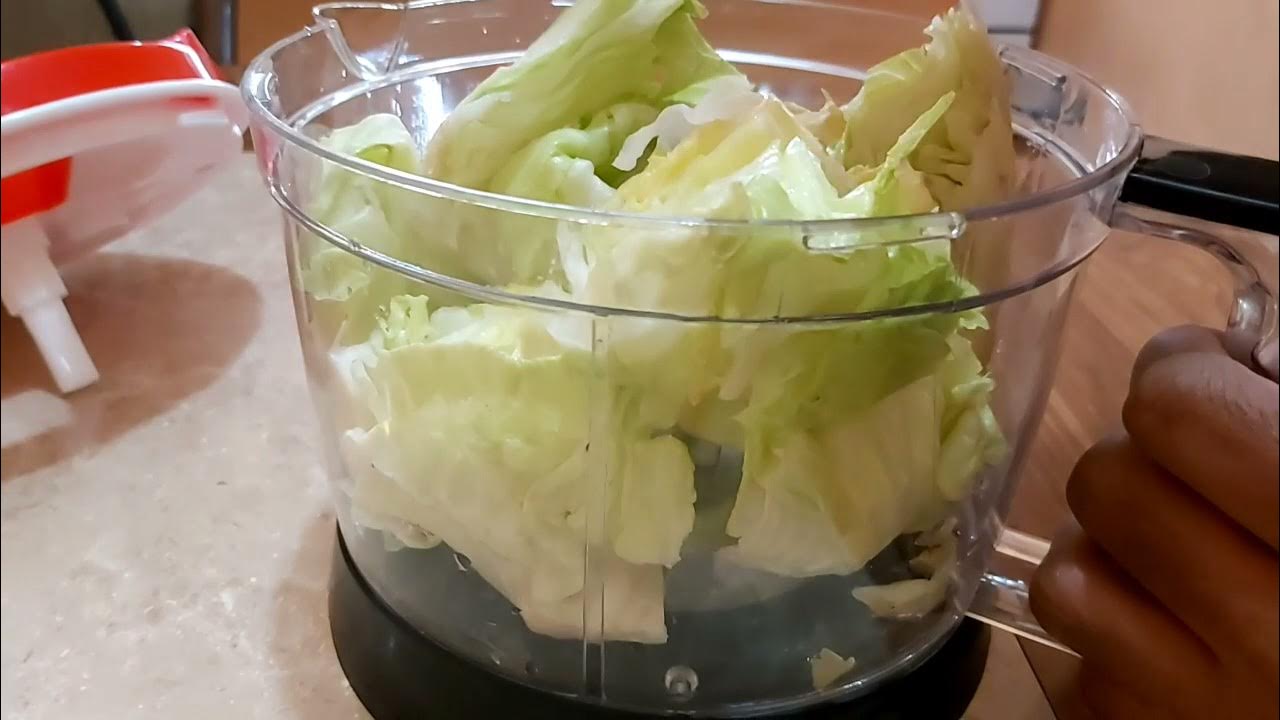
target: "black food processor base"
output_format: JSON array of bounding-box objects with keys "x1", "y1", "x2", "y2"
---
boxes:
[{"x1": 329, "y1": 528, "x2": 991, "y2": 720}]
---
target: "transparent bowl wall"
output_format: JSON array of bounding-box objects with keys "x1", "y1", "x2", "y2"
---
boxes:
[{"x1": 245, "y1": 0, "x2": 1136, "y2": 715}]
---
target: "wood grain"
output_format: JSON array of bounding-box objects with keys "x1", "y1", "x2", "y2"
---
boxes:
[
  {"x1": 236, "y1": 0, "x2": 317, "y2": 67},
  {"x1": 1003, "y1": 229, "x2": 1224, "y2": 714},
  {"x1": 1008, "y1": 230, "x2": 1232, "y2": 535}
]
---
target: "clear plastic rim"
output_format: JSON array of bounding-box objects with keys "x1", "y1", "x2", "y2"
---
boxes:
[
  {"x1": 268, "y1": 167, "x2": 1097, "y2": 325},
  {"x1": 241, "y1": 5, "x2": 1142, "y2": 322},
  {"x1": 241, "y1": 18, "x2": 1143, "y2": 226}
]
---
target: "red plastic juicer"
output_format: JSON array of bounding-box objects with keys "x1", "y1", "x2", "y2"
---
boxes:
[{"x1": 0, "y1": 29, "x2": 248, "y2": 392}]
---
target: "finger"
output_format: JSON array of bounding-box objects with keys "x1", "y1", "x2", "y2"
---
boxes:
[
  {"x1": 1224, "y1": 327, "x2": 1279, "y2": 381},
  {"x1": 1126, "y1": 325, "x2": 1280, "y2": 549},
  {"x1": 1254, "y1": 335, "x2": 1279, "y2": 381},
  {"x1": 1077, "y1": 666, "x2": 1180, "y2": 720},
  {"x1": 1132, "y1": 325, "x2": 1234, "y2": 377},
  {"x1": 1030, "y1": 523, "x2": 1217, "y2": 707},
  {"x1": 1136, "y1": 324, "x2": 1274, "y2": 380},
  {"x1": 1068, "y1": 435, "x2": 1278, "y2": 661}
]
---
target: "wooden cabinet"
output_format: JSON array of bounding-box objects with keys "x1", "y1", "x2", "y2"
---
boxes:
[
  {"x1": 1037, "y1": 0, "x2": 1279, "y2": 160},
  {"x1": 235, "y1": 0, "x2": 317, "y2": 71}
]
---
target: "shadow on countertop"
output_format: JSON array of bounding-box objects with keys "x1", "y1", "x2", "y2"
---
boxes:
[
  {"x1": 0, "y1": 251, "x2": 261, "y2": 481},
  {"x1": 270, "y1": 514, "x2": 372, "y2": 719}
]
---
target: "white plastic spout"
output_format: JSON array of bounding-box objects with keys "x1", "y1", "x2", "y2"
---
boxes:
[{"x1": 0, "y1": 217, "x2": 99, "y2": 393}]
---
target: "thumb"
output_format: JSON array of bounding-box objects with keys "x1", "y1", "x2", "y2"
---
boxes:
[
  {"x1": 1223, "y1": 327, "x2": 1278, "y2": 382},
  {"x1": 1255, "y1": 336, "x2": 1279, "y2": 382}
]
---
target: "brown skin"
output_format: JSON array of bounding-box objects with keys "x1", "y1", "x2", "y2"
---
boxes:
[{"x1": 1031, "y1": 325, "x2": 1279, "y2": 720}]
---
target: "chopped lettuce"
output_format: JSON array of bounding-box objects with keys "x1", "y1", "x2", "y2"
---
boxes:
[
  {"x1": 840, "y1": 8, "x2": 1015, "y2": 211},
  {"x1": 491, "y1": 103, "x2": 660, "y2": 207},
  {"x1": 852, "y1": 519, "x2": 961, "y2": 618},
  {"x1": 810, "y1": 648, "x2": 858, "y2": 690},
  {"x1": 302, "y1": 114, "x2": 429, "y2": 344},
  {"x1": 303, "y1": 0, "x2": 1015, "y2": 643},
  {"x1": 423, "y1": 0, "x2": 741, "y2": 190},
  {"x1": 308, "y1": 0, "x2": 751, "y2": 307},
  {"x1": 482, "y1": 102, "x2": 660, "y2": 285},
  {"x1": 556, "y1": 88, "x2": 998, "y2": 581},
  {"x1": 334, "y1": 297, "x2": 694, "y2": 642},
  {"x1": 421, "y1": 0, "x2": 745, "y2": 288},
  {"x1": 787, "y1": 90, "x2": 846, "y2": 152},
  {"x1": 613, "y1": 76, "x2": 763, "y2": 172},
  {"x1": 725, "y1": 335, "x2": 995, "y2": 577}
]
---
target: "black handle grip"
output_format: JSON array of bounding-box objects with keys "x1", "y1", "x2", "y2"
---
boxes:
[{"x1": 1119, "y1": 136, "x2": 1279, "y2": 236}]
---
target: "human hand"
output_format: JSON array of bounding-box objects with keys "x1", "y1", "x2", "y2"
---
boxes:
[{"x1": 1031, "y1": 325, "x2": 1279, "y2": 720}]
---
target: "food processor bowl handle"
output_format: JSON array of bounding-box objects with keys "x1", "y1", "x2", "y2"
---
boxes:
[
  {"x1": 1113, "y1": 137, "x2": 1279, "y2": 372},
  {"x1": 1120, "y1": 136, "x2": 1278, "y2": 238},
  {"x1": 967, "y1": 136, "x2": 1279, "y2": 655}
]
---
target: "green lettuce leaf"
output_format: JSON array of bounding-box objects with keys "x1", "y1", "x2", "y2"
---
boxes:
[
  {"x1": 424, "y1": 0, "x2": 741, "y2": 190},
  {"x1": 840, "y1": 8, "x2": 1015, "y2": 211},
  {"x1": 333, "y1": 296, "x2": 695, "y2": 643},
  {"x1": 308, "y1": 0, "x2": 750, "y2": 305},
  {"x1": 411, "y1": 0, "x2": 746, "y2": 287},
  {"x1": 311, "y1": 2, "x2": 1016, "y2": 634},
  {"x1": 302, "y1": 114, "x2": 430, "y2": 344},
  {"x1": 558, "y1": 100, "x2": 857, "y2": 419},
  {"x1": 810, "y1": 648, "x2": 858, "y2": 690},
  {"x1": 573, "y1": 90, "x2": 999, "y2": 580},
  {"x1": 723, "y1": 333, "x2": 997, "y2": 577},
  {"x1": 479, "y1": 102, "x2": 660, "y2": 285},
  {"x1": 490, "y1": 103, "x2": 660, "y2": 206},
  {"x1": 852, "y1": 518, "x2": 959, "y2": 618}
]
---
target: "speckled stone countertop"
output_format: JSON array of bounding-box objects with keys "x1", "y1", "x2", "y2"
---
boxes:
[{"x1": 0, "y1": 156, "x2": 1054, "y2": 720}]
